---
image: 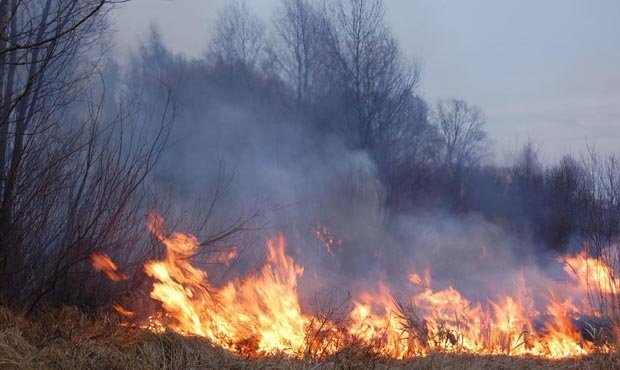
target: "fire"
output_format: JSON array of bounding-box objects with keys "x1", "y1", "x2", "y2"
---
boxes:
[
  {"x1": 143, "y1": 213, "x2": 310, "y2": 355},
  {"x1": 315, "y1": 225, "x2": 343, "y2": 256},
  {"x1": 91, "y1": 252, "x2": 127, "y2": 282},
  {"x1": 408, "y1": 265, "x2": 431, "y2": 288},
  {"x1": 562, "y1": 251, "x2": 620, "y2": 295},
  {"x1": 92, "y1": 213, "x2": 619, "y2": 359},
  {"x1": 205, "y1": 249, "x2": 238, "y2": 267}
]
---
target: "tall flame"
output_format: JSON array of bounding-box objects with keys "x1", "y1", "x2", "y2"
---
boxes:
[{"x1": 144, "y1": 213, "x2": 310, "y2": 355}]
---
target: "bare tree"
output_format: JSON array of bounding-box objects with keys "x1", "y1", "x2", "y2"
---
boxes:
[
  {"x1": 574, "y1": 149, "x2": 620, "y2": 329},
  {"x1": 374, "y1": 95, "x2": 438, "y2": 212},
  {"x1": 24, "y1": 82, "x2": 174, "y2": 310},
  {"x1": 207, "y1": 0, "x2": 266, "y2": 73},
  {"x1": 0, "y1": 0, "x2": 116, "y2": 297},
  {"x1": 273, "y1": 0, "x2": 321, "y2": 105},
  {"x1": 320, "y1": 0, "x2": 420, "y2": 150},
  {"x1": 543, "y1": 155, "x2": 583, "y2": 249},
  {"x1": 435, "y1": 99, "x2": 488, "y2": 175},
  {"x1": 0, "y1": 0, "x2": 178, "y2": 310}
]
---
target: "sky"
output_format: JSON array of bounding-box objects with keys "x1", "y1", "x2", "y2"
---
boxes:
[{"x1": 114, "y1": 0, "x2": 620, "y2": 161}]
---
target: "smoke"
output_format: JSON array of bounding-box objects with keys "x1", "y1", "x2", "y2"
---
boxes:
[
  {"x1": 117, "y1": 18, "x2": 607, "y2": 317},
  {"x1": 131, "y1": 61, "x2": 565, "y2": 311}
]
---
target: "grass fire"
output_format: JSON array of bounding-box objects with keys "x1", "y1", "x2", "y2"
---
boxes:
[
  {"x1": 89, "y1": 212, "x2": 620, "y2": 362},
  {"x1": 1, "y1": 0, "x2": 620, "y2": 369}
]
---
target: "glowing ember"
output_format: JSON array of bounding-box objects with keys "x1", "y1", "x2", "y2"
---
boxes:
[
  {"x1": 315, "y1": 225, "x2": 343, "y2": 256},
  {"x1": 93, "y1": 213, "x2": 619, "y2": 359}
]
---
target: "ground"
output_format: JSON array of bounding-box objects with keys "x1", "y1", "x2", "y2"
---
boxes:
[{"x1": 0, "y1": 306, "x2": 618, "y2": 369}]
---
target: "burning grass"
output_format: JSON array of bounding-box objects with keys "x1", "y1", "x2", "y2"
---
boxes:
[
  {"x1": 89, "y1": 213, "x2": 620, "y2": 360},
  {"x1": 16, "y1": 211, "x2": 613, "y2": 368},
  {"x1": 0, "y1": 305, "x2": 618, "y2": 369}
]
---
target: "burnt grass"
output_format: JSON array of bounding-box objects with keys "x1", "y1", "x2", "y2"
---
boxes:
[{"x1": 0, "y1": 306, "x2": 618, "y2": 369}]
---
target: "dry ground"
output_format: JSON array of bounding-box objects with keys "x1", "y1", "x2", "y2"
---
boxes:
[{"x1": 0, "y1": 306, "x2": 618, "y2": 369}]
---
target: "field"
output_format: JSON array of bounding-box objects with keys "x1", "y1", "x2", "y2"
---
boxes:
[{"x1": 0, "y1": 306, "x2": 618, "y2": 370}]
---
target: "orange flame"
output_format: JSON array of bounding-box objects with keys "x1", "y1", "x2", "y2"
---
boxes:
[
  {"x1": 315, "y1": 225, "x2": 343, "y2": 256},
  {"x1": 91, "y1": 252, "x2": 127, "y2": 282},
  {"x1": 562, "y1": 251, "x2": 620, "y2": 295},
  {"x1": 144, "y1": 213, "x2": 310, "y2": 355},
  {"x1": 96, "y1": 213, "x2": 618, "y2": 359}
]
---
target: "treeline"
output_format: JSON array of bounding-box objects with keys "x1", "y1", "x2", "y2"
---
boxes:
[
  {"x1": 131, "y1": 0, "x2": 620, "y2": 257},
  {"x1": 0, "y1": 0, "x2": 618, "y2": 312}
]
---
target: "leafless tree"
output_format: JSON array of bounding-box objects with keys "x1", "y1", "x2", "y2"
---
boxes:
[
  {"x1": 320, "y1": 0, "x2": 420, "y2": 150},
  {"x1": 0, "y1": 0, "x2": 180, "y2": 310},
  {"x1": 579, "y1": 149, "x2": 620, "y2": 253},
  {"x1": 207, "y1": 0, "x2": 266, "y2": 73},
  {"x1": 374, "y1": 95, "x2": 439, "y2": 212},
  {"x1": 23, "y1": 82, "x2": 174, "y2": 310},
  {"x1": 573, "y1": 149, "x2": 620, "y2": 329},
  {"x1": 0, "y1": 0, "x2": 115, "y2": 297},
  {"x1": 435, "y1": 98, "x2": 488, "y2": 176},
  {"x1": 273, "y1": 0, "x2": 321, "y2": 105},
  {"x1": 540, "y1": 155, "x2": 583, "y2": 249}
]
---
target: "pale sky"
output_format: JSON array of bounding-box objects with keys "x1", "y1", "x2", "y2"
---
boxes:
[{"x1": 114, "y1": 0, "x2": 620, "y2": 161}]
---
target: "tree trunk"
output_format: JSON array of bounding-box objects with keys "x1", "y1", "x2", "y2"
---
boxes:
[{"x1": 0, "y1": 0, "x2": 52, "y2": 301}]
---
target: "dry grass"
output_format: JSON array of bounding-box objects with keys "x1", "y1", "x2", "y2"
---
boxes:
[{"x1": 0, "y1": 306, "x2": 618, "y2": 369}]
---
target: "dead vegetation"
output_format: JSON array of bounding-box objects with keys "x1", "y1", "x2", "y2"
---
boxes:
[{"x1": 0, "y1": 306, "x2": 617, "y2": 370}]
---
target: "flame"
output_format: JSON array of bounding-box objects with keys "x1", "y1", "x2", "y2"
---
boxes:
[
  {"x1": 112, "y1": 304, "x2": 135, "y2": 318},
  {"x1": 206, "y1": 249, "x2": 238, "y2": 267},
  {"x1": 315, "y1": 225, "x2": 343, "y2": 256},
  {"x1": 409, "y1": 265, "x2": 431, "y2": 288},
  {"x1": 95, "y1": 213, "x2": 619, "y2": 359},
  {"x1": 561, "y1": 251, "x2": 620, "y2": 295},
  {"x1": 144, "y1": 213, "x2": 310, "y2": 355},
  {"x1": 91, "y1": 252, "x2": 127, "y2": 282},
  {"x1": 408, "y1": 273, "x2": 423, "y2": 285}
]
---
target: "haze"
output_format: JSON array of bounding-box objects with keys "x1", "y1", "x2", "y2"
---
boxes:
[{"x1": 115, "y1": 0, "x2": 620, "y2": 161}]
